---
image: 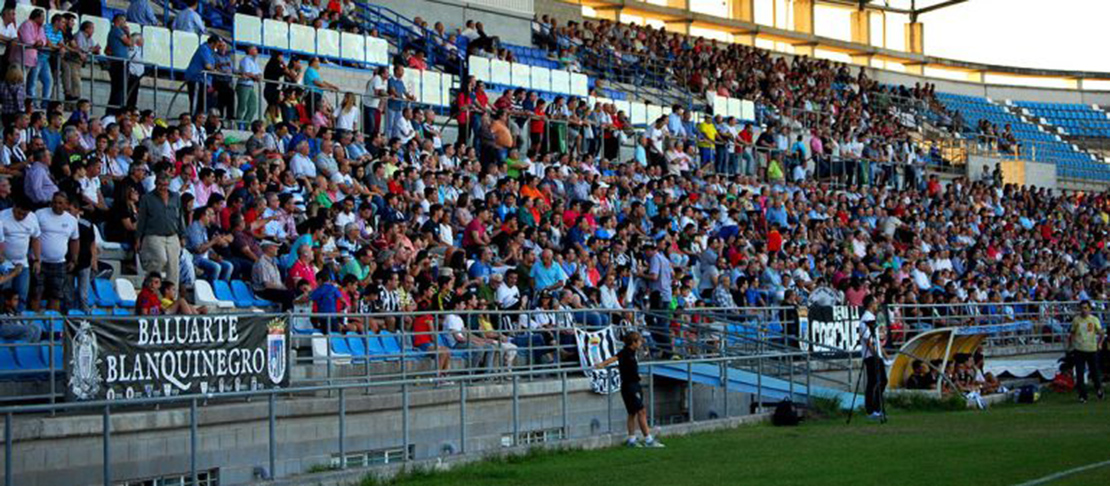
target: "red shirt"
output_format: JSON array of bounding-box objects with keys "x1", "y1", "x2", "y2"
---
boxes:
[
  {"x1": 136, "y1": 288, "x2": 162, "y2": 315},
  {"x1": 412, "y1": 315, "x2": 434, "y2": 347},
  {"x1": 462, "y1": 218, "x2": 486, "y2": 248},
  {"x1": 530, "y1": 106, "x2": 546, "y2": 134},
  {"x1": 767, "y1": 229, "x2": 783, "y2": 253},
  {"x1": 456, "y1": 92, "x2": 473, "y2": 124},
  {"x1": 288, "y1": 260, "x2": 318, "y2": 290}
]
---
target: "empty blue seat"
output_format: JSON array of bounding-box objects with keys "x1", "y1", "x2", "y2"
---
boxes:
[
  {"x1": 112, "y1": 308, "x2": 133, "y2": 316},
  {"x1": 0, "y1": 347, "x2": 18, "y2": 375},
  {"x1": 41, "y1": 344, "x2": 63, "y2": 370},
  {"x1": 345, "y1": 332, "x2": 369, "y2": 361},
  {"x1": 214, "y1": 281, "x2": 251, "y2": 308},
  {"x1": 330, "y1": 335, "x2": 353, "y2": 357},
  {"x1": 231, "y1": 280, "x2": 272, "y2": 307},
  {"x1": 379, "y1": 330, "x2": 419, "y2": 361},
  {"x1": 14, "y1": 344, "x2": 46, "y2": 371},
  {"x1": 90, "y1": 309, "x2": 110, "y2": 316},
  {"x1": 94, "y1": 278, "x2": 132, "y2": 307}
]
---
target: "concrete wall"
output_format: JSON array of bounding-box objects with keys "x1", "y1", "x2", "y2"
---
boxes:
[
  {"x1": 967, "y1": 155, "x2": 1059, "y2": 192},
  {"x1": 363, "y1": 0, "x2": 533, "y2": 46},
  {"x1": 3, "y1": 377, "x2": 748, "y2": 486},
  {"x1": 534, "y1": 0, "x2": 583, "y2": 26}
]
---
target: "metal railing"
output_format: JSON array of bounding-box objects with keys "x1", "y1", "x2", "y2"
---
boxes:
[
  {"x1": 0, "y1": 308, "x2": 827, "y2": 486},
  {"x1": 887, "y1": 300, "x2": 1091, "y2": 350}
]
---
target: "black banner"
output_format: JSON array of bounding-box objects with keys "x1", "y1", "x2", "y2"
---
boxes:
[
  {"x1": 64, "y1": 315, "x2": 290, "y2": 401},
  {"x1": 797, "y1": 305, "x2": 862, "y2": 354}
]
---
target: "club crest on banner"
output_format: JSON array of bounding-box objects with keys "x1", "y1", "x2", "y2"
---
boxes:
[
  {"x1": 68, "y1": 321, "x2": 102, "y2": 400},
  {"x1": 267, "y1": 318, "x2": 288, "y2": 384}
]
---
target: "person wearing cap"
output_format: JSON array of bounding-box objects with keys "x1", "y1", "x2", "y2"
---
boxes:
[{"x1": 251, "y1": 239, "x2": 297, "y2": 310}]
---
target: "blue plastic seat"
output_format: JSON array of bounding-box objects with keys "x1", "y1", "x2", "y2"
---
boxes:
[
  {"x1": 345, "y1": 331, "x2": 369, "y2": 358},
  {"x1": 0, "y1": 347, "x2": 18, "y2": 376},
  {"x1": 112, "y1": 308, "x2": 133, "y2": 316},
  {"x1": 41, "y1": 344, "x2": 63, "y2": 371},
  {"x1": 214, "y1": 281, "x2": 251, "y2": 308},
  {"x1": 330, "y1": 335, "x2": 353, "y2": 357},
  {"x1": 14, "y1": 344, "x2": 46, "y2": 371},
  {"x1": 365, "y1": 333, "x2": 389, "y2": 360},
  {"x1": 90, "y1": 308, "x2": 110, "y2": 316},
  {"x1": 41, "y1": 310, "x2": 63, "y2": 334},
  {"x1": 379, "y1": 330, "x2": 419, "y2": 361},
  {"x1": 231, "y1": 280, "x2": 273, "y2": 307},
  {"x1": 93, "y1": 278, "x2": 123, "y2": 308}
]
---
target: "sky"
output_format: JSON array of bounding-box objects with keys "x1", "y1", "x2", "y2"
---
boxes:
[{"x1": 912, "y1": 0, "x2": 1110, "y2": 72}]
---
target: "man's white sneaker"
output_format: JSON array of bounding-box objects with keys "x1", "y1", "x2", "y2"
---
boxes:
[
  {"x1": 867, "y1": 411, "x2": 883, "y2": 420},
  {"x1": 625, "y1": 439, "x2": 640, "y2": 448},
  {"x1": 643, "y1": 439, "x2": 665, "y2": 448}
]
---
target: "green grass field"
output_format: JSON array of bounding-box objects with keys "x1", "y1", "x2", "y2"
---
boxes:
[{"x1": 368, "y1": 391, "x2": 1110, "y2": 486}]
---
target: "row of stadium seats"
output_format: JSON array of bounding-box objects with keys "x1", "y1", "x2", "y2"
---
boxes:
[
  {"x1": 0, "y1": 342, "x2": 63, "y2": 377},
  {"x1": 328, "y1": 331, "x2": 426, "y2": 363},
  {"x1": 936, "y1": 92, "x2": 1102, "y2": 174},
  {"x1": 1015, "y1": 101, "x2": 1110, "y2": 138},
  {"x1": 235, "y1": 14, "x2": 393, "y2": 66},
  {"x1": 502, "y1": 43, "x2": 563, "y2": 70}
]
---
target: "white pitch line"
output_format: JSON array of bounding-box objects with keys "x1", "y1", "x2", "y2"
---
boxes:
[{"x1": 1013, "y1": 458, "x2": 1110, "y2": 486}]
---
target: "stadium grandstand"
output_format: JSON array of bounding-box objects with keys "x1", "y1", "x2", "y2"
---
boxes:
[{"x1": 0, "y1": 0, "x2": 1107, "y2": 485}]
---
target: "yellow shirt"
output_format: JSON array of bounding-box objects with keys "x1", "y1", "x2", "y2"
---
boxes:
[
  {"x1": 767, "y1": 159, "x2": 785, "y2": 181},
  {"x1": 697, "y1": 122, "x2": 717, "y2": 149},
  {"x1": 1071, "y1": 315, "x2": 1105, "y2": 352}
]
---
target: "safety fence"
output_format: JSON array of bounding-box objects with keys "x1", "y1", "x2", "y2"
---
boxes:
[{"x1": 0, "y1": 307, "x2": 830, "y2": 486}]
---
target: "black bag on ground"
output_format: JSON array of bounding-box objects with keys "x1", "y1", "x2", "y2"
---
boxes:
[
  {"x1": 772, "y1": 399, "x2": 803, "y2": 426},
  {"x1": 1015, "y1": 384, "x2": 1040, "y2": 404}
]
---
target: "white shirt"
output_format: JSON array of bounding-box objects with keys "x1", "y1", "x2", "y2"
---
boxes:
[
  {"x1": 336, "y1": 106, "x2": 359, "y2": 131},
  {"x1": 290, "y1": 153, "x2": 317, "y2": 179},
  {"x1": 911, "y1": 268, "x2": 931, "y2": 290},
  {"x1": 859, "y1": 310, "x2": 878, "y2": 359},
  {"x1": 365, "y1": 75, "x2": 387, "y2": 109},
  {"x1": 0, "y1": 209, "x2": 39, "y2": 266},
  {"x1": 78, "y1": 176, "x2": 102, "y2": 206},
  {"x1": 495, "y1": 283, "x2": 521, "y2": 309},
  {"x1": 33, "y1": 209, "x2": 79, "y2": 264},
  {"x1": 443, "y1": 314, "x2": 466, "y2": 344}
]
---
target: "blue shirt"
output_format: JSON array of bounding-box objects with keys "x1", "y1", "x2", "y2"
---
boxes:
[
  {"x1": 184, "y1": 44, "x2": 215, "y2": 82},
  {"x1": 107, "y1": 26, "x2": 130, "y2": 60},
  {"x1": 41, "y1": 129, "x2": 60, "y2": 153},
  {"x1": 387, "y1": 76, "x2": 406, "y2": 111},
  {"x1": 42, "y1": 24, "x2": 63, "y2": 60},
  {"x1": 766, "y1": 206, "x2": 788, "y2": 229},
  {"x1": 127, "y1": 0, "x2": 159, "y2": 26},
  {"x1": 530, "y1": 261, "x2": 567, "y2": 292},
  {"x1": 310, "y1": 283, "x2": 343, "y2": 314},
  {"x1": 303, "y1": 67, "x2": 322, "y2": 93},
  {"x1": 468, "y1": 260, "x2": 491, "y2": 283},
  {"x1": 667, "y1": 113, "x2": 686, "y2": 138},
  {"x1": 172, "y1": 8, "x2": 206, "y2": 35},
  {"x1": 184, "y1": 221, "x2": 209, "y2": 254}
]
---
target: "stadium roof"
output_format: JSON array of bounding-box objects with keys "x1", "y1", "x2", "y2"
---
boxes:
[{"x1": 824, "y1": 0, "x2": 970, "y2": 21}]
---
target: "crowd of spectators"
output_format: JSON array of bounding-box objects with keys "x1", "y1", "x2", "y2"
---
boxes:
[{"x1": 0, "y1": 4, "x2": 1104, "y2": 375}]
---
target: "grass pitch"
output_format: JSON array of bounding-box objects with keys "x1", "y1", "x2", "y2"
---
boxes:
[{"x1": 370, "y1": 391, "x2": 1110, "y2": 486}]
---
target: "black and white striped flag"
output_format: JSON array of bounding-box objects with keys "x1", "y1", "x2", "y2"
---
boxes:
[{"x1": 575, "y1": 327, "x2": 621, "y2": 394}]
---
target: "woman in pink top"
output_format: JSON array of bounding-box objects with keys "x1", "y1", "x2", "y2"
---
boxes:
[
  {"x1": 844, "y1": 277, "x2": 869, "y2": 307},
  {"x1": 287, "y1": 244, "x2": 318, "y2": 290}
]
